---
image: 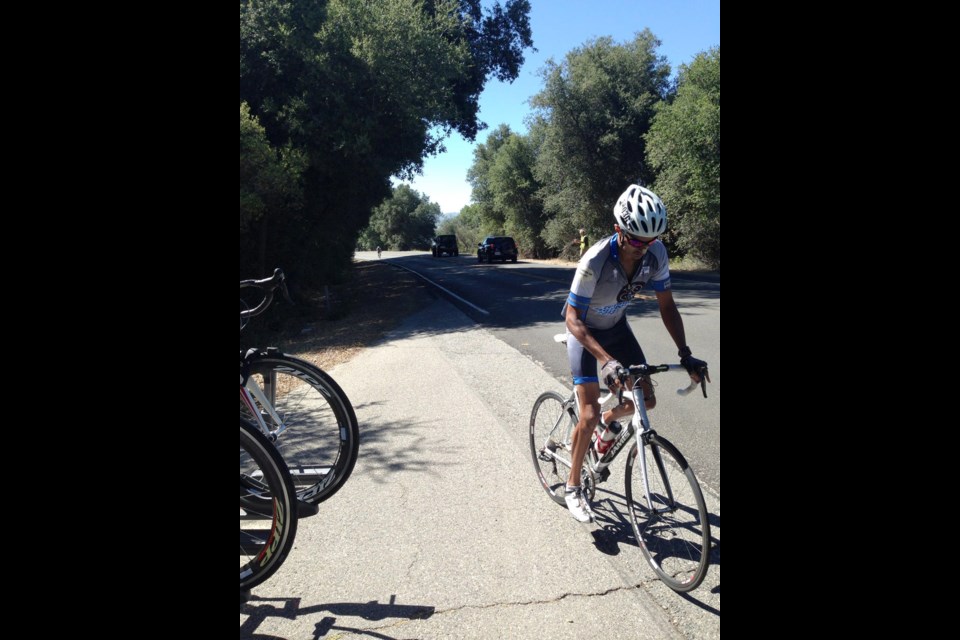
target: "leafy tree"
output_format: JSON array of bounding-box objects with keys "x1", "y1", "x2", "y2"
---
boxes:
[
  {"x1": 486, "y1": 133, "x2": 546, "y2": 257},
  {"x1": 239, "y1": 0, "x2": 533, "y2": 284},
  {"x1": 361, "y1": 185, "x2": 441, "y2": 250},
  {"x1": 466, "y1": 124, "x2": 513, "y2": 232},
  {"x1": 646, "y1": 47, "x2": 720, "y2": 268},
  {"x1": 466, "y1": 124, "x2": 549, "y2": 256},
  {"x1": 240, "y1": 102, "x2": 306, "y2": 273},
  {"x1": 437, "y1": 203, "x2": 485, "y2": 254},
  {"x1": 531, "y1": 30, "x2": 670, "y2": 252}
]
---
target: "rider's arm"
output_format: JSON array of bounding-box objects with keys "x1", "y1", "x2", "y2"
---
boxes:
[
  {"x1": 655, "y1": 289, "x2": 709, "y2": 383},
  {"x1": 655, "y1": 289, "x2": 686, "y2": 352}
]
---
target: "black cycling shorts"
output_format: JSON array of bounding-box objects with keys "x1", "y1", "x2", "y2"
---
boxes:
[{"x1": 567, "y1": 317, "x2": 646, "y2": 385}]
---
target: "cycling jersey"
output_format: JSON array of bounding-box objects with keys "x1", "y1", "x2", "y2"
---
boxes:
[{"x1": 563, "y1": 235, "x2": 671, "y2": 331}]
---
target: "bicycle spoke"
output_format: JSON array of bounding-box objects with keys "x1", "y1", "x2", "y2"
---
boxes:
[
  {"x1": 530, "y1": 392, "x2": 577, "y2": 505},
  {"x1": 625, "y1": 438, "x2": 710, "y2": 592}
]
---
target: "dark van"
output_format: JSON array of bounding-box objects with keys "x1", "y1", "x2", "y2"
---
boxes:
[{"x1": 431, "y1": 235, "x2": 459, "y2": 257}]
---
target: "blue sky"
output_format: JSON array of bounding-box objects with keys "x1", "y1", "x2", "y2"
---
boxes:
[{"x1": 398, "y1": 0, "x2": 721, "y2": 214}]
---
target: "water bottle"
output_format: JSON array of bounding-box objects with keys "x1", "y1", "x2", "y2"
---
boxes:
[{"x1": 594, "y1": 420, "x2": 622, "y2": 456}]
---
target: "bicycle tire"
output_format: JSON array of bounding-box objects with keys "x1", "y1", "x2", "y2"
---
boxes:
[
  {"x1": 624, "y1": 435, "x2": 711, "y2": 592},
  {"x1": 529, "y1": 391, "x2": 578, "y2": 505},
  {"x1": 241, "y1": 354, "x2": 360, "y2": 505},
  {"x1": 240, "y1": 417, "x2": 298, "y2": 591}
]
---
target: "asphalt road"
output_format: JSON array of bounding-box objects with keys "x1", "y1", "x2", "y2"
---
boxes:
[
  {"x1": 240, "y1": 291, "x2": 721, "y2": 639},
  {"x1": 360, "y1": 251, "x2": 720, "y2": 493}
]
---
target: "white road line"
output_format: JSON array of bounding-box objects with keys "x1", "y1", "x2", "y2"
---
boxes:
[{"x1": 388, "y1": 262, "x2": 490, "y2": 316}]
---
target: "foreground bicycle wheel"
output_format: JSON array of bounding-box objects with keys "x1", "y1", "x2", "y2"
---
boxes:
[
  {"x1": 529, "y1": 391, "x2": 579, "y2": 505},
  {"x1": 240, "y1": 418, "x2": 298, "y2": 591},
  {"x1": 242, "y1": 354, "x2": 360, "y2": 504},
  {"x1": 624, "y1": 436, "x2": 711, "y2": 592}
]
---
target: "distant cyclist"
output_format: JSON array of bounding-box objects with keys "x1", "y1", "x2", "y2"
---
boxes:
[{"x1": 561, "y1": 184, "x2": 710, "y2": 522}]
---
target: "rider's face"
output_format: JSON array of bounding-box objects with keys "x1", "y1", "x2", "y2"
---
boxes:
[{"x1": 615, "y1": 225, "x2": 652, "y2": 257}]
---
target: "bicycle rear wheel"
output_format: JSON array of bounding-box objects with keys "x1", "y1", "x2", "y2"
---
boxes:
[
  {"x1": 241, "y1": 353, "x2": 360, "y2": 504},
  {"x1": 624, "y1": 435, "x2": 711, "y2": 592},
  {"x1": 529, "y1": 391, "x2": 579, "y2": 505},
  {"x1": 240, "y1": 417, "x2": 298, "y2": 591}
]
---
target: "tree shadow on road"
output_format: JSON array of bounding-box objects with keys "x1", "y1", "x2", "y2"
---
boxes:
[
  {"x1": 432, "y1": 258, "x2": 720, "y2": 329},
  {"x1": 589, "y1": 486, "x2": 721, "y2": 617},
  {"x1": 348, "y1": 414, "x2": 466, "y2": 484},
  {"x1": 243, "y1": 258, "x2": 719, "y2": 370}
]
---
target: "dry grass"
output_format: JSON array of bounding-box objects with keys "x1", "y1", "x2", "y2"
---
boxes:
[{"x1": 240, "y1": 262, "x2": 434, "y2": 371}]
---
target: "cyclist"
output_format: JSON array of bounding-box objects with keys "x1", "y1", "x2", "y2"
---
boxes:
[{"x1": 562, "y1": 184, "x2": 709, "y2": 522}]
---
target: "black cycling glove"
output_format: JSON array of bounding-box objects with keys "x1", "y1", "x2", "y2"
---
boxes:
[{"x1": 678, "y1": 346, "x2": 708, "y2": 376}]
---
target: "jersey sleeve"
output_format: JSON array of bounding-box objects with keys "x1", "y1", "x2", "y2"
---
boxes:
[
  {"x1": 647, "y1": 243, "x2": 672, "y2": 291},
  {"x1": 567, "y1": 258, "x2": 597, "y2": 316}
]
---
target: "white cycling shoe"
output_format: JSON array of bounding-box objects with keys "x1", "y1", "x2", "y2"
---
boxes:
[{"x1": 564, "y1": 485, "x2": 594, "y2": 523}]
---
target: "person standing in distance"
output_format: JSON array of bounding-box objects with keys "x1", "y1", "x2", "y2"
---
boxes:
[
  {"x1": 579, "y1": 228, "x2": 589, "y2": 257},
  {"x1": 561, "y1": 184, "x2": 709, "y2": 522}
]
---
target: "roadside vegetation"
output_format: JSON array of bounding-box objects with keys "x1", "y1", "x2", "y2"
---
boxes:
[
  {"x1": 241, "y1": 1, "x2": 719, "y2": 303},
  {"x1": 425, "y1": 41, "x2": 720, "y2": 269}
]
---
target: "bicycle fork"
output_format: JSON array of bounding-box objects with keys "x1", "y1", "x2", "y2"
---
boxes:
[{"x1": 627, "y1": 394, "x2": 678, "y2": 516}]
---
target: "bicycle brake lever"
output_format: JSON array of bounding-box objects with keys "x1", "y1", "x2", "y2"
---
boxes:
[
  {"x1": 279, "y1": 274, "x2": 294, "y2": 305},
  {"x1": 616, "y1": 367, "x2": 627, "y2": 404}
]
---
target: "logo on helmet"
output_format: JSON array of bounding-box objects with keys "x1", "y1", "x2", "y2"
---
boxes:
[{"x1": 618, "y1": 202, "x2": 635, "y2": 231}]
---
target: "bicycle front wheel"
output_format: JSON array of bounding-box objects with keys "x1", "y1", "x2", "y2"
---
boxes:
[
  {"x1": 624, "y1": 435, "x2": 711, "y2": 592},
  {"x1": 240, "y1": 417, "x2": 297, "y2": 591},
  {"x1": 529, "y1": 391, "x2": 578, "y2": 505},
  {"x1": 241, "y1": 354, "x2": 360, "y2": 504}
]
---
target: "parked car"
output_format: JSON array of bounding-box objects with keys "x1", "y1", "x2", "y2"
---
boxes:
[
  {"x1": 477, "y1": 236, "x2": 518, "y2": 263},
  {"x1": 431, "y1": 235, "x2": 459, "y2": 257}
]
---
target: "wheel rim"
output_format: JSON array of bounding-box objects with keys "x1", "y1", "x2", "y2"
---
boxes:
[
  {"x1": 626, "y1": 442, "x2": 710, "y2": 591},
  {"x1": 530, "y1": 392, "x2": 576, "y2": 504}
]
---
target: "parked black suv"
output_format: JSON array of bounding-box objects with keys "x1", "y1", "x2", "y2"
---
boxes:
[
  {"x1": 477, "y1": 236, "x2": 518, "y2": 263},
  {"x1": 431, "y1": 235, "x2": 458, "y2": 257}
]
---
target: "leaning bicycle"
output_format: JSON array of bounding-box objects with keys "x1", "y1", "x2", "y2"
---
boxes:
[
  {"x1": 241, "y1": 269, "x2": 360, "y2": 505},
  {"x1": 240, "y1": 416, "x2": 298, "y2": 592},
  {"x1": 529, "y1": 335, "x2": 711, "y2": 592}
]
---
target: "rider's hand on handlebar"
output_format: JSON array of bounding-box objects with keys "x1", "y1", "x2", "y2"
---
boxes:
[
  {"x1": 601, "y1": 359, "x2": 624, "y2": 388},
  {"x1": 679, "y1": 347, "x2": 711, "y2": 384}
]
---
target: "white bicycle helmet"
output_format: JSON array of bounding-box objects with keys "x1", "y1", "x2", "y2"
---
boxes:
[{"x1": 613, "y1": 185, "x2": 667, "y2": 237}]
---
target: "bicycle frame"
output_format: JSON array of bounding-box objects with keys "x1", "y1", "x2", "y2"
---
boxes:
[
  {"x1": 573, "y1": 364, "x2": 697, "y2": 504},
  {"x1": 573, "y1": 386, "x2": 641, "y2": 476},
  {"x1": 239, "y1": 372, "x2": 287, "y2": 441},
  {"x1": 531, "y1": 347, "x2": 711, "y2": 591}
]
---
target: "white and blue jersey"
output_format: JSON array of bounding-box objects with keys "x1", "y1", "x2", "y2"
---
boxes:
[{"x1": 563, "y1": 235, "x2": 671, "y2": 330}]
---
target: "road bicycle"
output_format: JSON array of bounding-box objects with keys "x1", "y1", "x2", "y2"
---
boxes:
[
  {"x1": 240, "y1": 416, "x2": 298, "y2": 592},
  {"x1": 529, "y1": 334, "x2": 712, "y2": 592},
  {"x1": 240, "y1": 269, "x2": 360, "y2": 505}
]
